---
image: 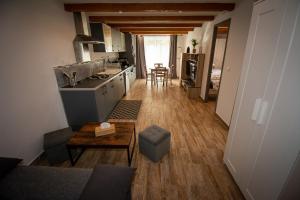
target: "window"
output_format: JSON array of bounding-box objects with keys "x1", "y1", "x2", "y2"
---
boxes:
[{"x1": 144, "y1": 36, "x2": 170, "y2": 70}]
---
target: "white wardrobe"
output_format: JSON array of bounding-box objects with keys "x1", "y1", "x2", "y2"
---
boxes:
[{"x1": 223, "y1": 0, "x2": 300, "y2": 200}]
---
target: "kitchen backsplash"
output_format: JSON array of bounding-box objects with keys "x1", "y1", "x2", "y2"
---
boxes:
[{"x1": 90, "y1": 51, "x2": 119, "y2": 62}]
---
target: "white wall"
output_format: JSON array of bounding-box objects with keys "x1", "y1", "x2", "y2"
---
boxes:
[
  {"x1": 0, "y1": 0, "x2": 76, "y2": 164},
  {"x1": 176, "y1": 28, "x2": 201, "y2": 78},
  {"x1": 197, "y1": 0, "x2": 253, "y2": 126},
  {"x1": 176, "y1": 35, "x2": 187, "y2": 77},
  {"x1": 215, "y1": 0, "x2": 253, "y2": 125},
  {"x1": 185, "y1": 27, "x2": 202, "y2": 53}
]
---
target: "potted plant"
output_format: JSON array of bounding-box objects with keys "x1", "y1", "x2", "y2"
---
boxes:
[{"x1": 191, "y1": 39, "x2": 199, "y2": 53}]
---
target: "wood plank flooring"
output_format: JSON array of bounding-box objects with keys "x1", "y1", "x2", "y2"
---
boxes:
[{"x1": 35, "y1": 79, "x2": 244, "y2": 200}]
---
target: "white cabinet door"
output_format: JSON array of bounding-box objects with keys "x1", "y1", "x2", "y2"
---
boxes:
[
  {"x1": 120, "y1": 32, "x2": 126, "y2": 51},
  {"x1": 224, "y1": 0, "x2": 300, "y2": 199},
  {"x1": 111, "y1": 28, "x2": 120, "y2": 52},
  {"x1": 245, "y1": 2, "x2": 300, "y2": 199},
  {"x1": 102, "y1": 24, "x2": 112, "y2": 52}
]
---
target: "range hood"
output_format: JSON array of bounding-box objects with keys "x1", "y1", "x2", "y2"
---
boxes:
[
  {"x1": 72, "y1": 12, "x2": 104, "y2": 62},
  {"x1": 74, "y1": 34, "x2": 104, "y2": 44}
]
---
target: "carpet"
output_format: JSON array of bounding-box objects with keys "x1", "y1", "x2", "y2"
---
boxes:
[{"x1": 108, "y1": 100, "x2": 142, "y2": 122}]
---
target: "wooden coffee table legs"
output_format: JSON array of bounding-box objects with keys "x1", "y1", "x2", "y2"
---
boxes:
[
  {"x1": 127, "y1": 126, "x2": 136, "y2": 166},
  {"x1": 67, "y1": 147, "x2": 86, "y2": 166},
  {"x1": 67, "y1": 126, "x2": 136, "y2": 166}
]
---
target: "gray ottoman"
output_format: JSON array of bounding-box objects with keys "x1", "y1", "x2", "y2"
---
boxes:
[
  {"x1": 139, "y1": 125, "x2": 171, "y2": 162},
  {"x1": 43, "y1": 127, "x2": 74, "y2": 165}
]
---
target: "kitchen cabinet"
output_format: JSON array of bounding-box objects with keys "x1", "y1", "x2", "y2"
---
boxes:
[
  {"x1": 116, "y1": 73, "x2": 125, "y2": 99},
  {"x1": 129, "y1": 66, "x2": 136, "y2": 86},
  {"x1": 60, "y1": 71, "x2": 126, "y2": 130},
  {"x1": 102, "y1": 24, "x2": 112, "y2": 52},
  {"x1": 95, "y1": 85, "x2": 109, "y2": 122},
  {"x1": 120, "y1": 32, "x2": 126, "y2": 52},
  {"x1": 60, "y1": 91, "x2": 99, "y2": 130},
  {"x1": 95, "y1": 74, "x2": 125, "y2": 122},
  {"x1": 223, "y1": 0, "x2": 300, "y2": 199},
  {"x1": 90, "y1": 23, "x2": 112, "y2": 52},
  {"x1": 111, "y1": 28, "x2": 121, "y2": 52},
  {"x1": 112, "y1": 29, "x2": 126, "y2": 52},
  {"x1": 107, "y1": 79, "x2": 118, "y2": 110},
  {"x1": 124, "y1": 66, "x2": 136, "y2": 94},
  {"x1": 90, "y1": 23, "x2": 126, "y2": 53}
]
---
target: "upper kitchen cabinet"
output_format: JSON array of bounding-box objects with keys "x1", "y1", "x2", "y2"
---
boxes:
[
  {"x1": 111, "y1": 28, "x2": 121, "y2": 52},
  {"x1": 112, "y1": 29, "x2": 126, "y2": 52},
  {"x1": 90, "y1": 23, "x2": 112, "y2": 52},
  {"x1": 90, "y1": 23, "x2": 125, "y2": 53},
  {"x1": 120, "y1": 32, "x2": 126, "y2": 52}
]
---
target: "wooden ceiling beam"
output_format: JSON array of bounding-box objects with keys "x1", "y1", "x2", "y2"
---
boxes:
[
  {"x1": 89, "y1": 16, "x2": 214, "y2": 22},
  {"x1": 120, "y1": 28, "x2": 194, "y2": 32},
  {"x1": 108, "y1": 23, "x2": 202, "y2": 28},
  {"x1": 64, "y1": 3, "x2": 235, "y2": 12},
  {"x1": 217, "y1": 27, "x2": 229, "y2": 34},
  {"x1": 129, "y1": 31, "x2": 189, "y2": 35}
]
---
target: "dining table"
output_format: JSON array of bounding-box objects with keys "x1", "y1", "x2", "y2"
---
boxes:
[{"x1": 150, "y1": 67, "x2": 169, "y2": 86}]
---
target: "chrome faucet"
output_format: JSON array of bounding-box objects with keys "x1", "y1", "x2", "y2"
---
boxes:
[
  {"x1": 69, "y1": 71, "x2": 77, "y2": 87},
  {"x1": 59, "y1": 67, "x2": 77, "y2": 87}
]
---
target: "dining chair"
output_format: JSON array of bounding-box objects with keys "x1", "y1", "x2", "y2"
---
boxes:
[
  {"x1": 155, "y1": 67, "x2": 168, "y2": 87},
  {"x1": 145, "y1": 66, "x2": 155, "y2": 85},
  {"x1": 154, "y1": 63, "x2": 163, "y2": 68}
]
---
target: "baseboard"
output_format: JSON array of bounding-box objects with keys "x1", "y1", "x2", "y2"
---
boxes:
[
  {"x1": 199, "y1": 95, "x2": 206, "y2": 103},
  {"x1": 223, "y1": 162, "x2": 246, "y2": 199},
  {"x1": 215, "y1": 113, "x2": 229, "y2": 130},
  {"x1": 27, "y1": 150, "x2": 44, "y2": 166}
]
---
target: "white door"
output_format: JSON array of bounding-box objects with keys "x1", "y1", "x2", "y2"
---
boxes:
[{"x1": 224, "y1": 0, "x2": 300, "y2": 199}]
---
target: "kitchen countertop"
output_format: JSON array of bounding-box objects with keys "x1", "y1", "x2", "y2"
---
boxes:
[{"x1": 59, "y1": 66, "x2": 133, "y2": 91}]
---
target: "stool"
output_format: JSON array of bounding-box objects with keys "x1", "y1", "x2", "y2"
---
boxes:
[
  {"x1": 139, "y1": 125, "x2": 171, "y2": 162},
  {"x1": 43, "y1": 127, "x2": 74, "y2": 165}
]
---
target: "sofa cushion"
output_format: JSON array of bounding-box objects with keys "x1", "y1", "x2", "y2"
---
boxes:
[
  {"x1": 0, "y1": 157, "x2": 22, "y2": 179},
  {"x1": 79, "y1": 165, "x2": 135, "y2": 200}
]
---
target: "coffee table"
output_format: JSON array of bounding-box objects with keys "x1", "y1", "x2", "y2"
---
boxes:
[{"x1": 66, "y1": 122, "x2": 136, "y2": 166}]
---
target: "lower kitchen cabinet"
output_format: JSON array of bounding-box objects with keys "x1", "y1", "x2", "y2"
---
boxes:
[
  {"x1": 124, "y1": 66, "x2": 136, "y2": 94},
  {"x1": 107, "y1": 79, "x2": 118, "y2": 110},
  {"x1": 114, "y1": 73, "x2": 125, "y2": 100},
  {"x1": 60, "y1": 72, "x2": 126, "y2": 130},
  {"x1": 95, "y1": 85, "x2": 109, "y2": 122},
  {"x1": 130, "y1": 67, "x2": 136, "y2": 86},
  {"x1": 60, "y1": 91, "x2": 99, "y2": 130}
]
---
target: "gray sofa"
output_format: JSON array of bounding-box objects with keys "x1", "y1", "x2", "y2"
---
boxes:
[{"x1": 0, "y1": 164, "x2": 134, "y2": 200}]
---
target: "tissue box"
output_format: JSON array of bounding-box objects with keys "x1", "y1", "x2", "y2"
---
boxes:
[{"x1": 95, "y1": 124, "x2": 116, "y2": 137}]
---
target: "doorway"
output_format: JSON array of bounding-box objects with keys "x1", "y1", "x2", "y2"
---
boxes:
[{"x1": 205, "y1": 19, "x2": 231, "y2": 104}]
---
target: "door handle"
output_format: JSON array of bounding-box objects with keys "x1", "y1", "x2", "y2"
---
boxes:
[
  {"x1": 257, "y1": 101, "x2": 268, "y2": 125},
  {"x1": 251, "y1": 98, "x2": 262, "y2": 121}
]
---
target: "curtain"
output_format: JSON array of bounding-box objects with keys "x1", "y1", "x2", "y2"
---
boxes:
[
  {"x1": 135, "y1": 35, "x2": 147, "y2": 78},
  {"x1": 168, "y1": 35, "x2": 177, "y2": 78},
  {"x1": 144, "y1": 36, "x2": 170, "y2": 70}
]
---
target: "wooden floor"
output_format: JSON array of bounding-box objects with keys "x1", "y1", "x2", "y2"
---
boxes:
[{"x1": 35, "y1": 79, "x2": 244, "y2": 200}]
